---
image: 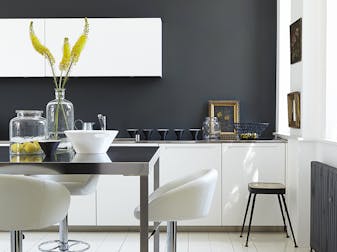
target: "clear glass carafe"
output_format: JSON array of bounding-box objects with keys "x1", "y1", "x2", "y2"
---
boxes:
[
  {"x1": 202, "y1": 117, "x2": 221, "y2": 140},
  {"x1": 46, "y1": 89, "x2": 74, "y2": 141},
  {"x1": 9, "y1": 110, "x2": 47, "y2": 155}
]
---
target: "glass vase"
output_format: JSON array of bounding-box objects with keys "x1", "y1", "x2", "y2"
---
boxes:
[
  {"x1": 9, "y1": 110, "x2": 47, "y2": 155},
  {"x1": 202, "y1": 117, "x2": 221, "y2": 140},
  {"x1": 46, "y1": 89, "x2": 74, "y2": 143}
]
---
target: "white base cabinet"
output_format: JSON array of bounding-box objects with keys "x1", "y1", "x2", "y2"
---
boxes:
[
  {"x1": 221, "y1": 143, "x2": 286, "y2": 226},
  {"x1": 159, "y1": 144, "x2": 222, "y2": 226},
  {"x1": 71, "y1": 142, "x2": 286, "y2": 227},
  {"x1": 68, "y1": 194, "x2": 96, "y2": 225}
]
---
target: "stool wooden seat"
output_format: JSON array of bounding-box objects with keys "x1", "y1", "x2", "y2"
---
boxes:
[
  {"x1": 248, "y1": 182, "x2": 285, "y2": 194},
  {"x1": 240, "y1": 182, "x2": 298, "y2": 248}
]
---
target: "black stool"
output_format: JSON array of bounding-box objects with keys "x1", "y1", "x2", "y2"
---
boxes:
[{"x1": 240, "y1": 182, "x2": 298, "y2": 248}]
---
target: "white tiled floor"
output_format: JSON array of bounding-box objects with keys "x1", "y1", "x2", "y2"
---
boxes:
[{"x1": 0, "y1": 232, "x2": 309, "y2": 252}]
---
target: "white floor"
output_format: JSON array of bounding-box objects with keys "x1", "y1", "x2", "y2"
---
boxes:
[{"x1": 0, "y1": 232, "x2": 309, "y2": 252}]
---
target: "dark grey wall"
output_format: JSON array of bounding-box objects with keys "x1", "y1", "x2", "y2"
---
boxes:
[{"x1": 0, "y1": 0, "x2": 276, "y2": 140}]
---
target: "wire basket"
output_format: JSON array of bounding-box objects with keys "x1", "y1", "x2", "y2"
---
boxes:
[{"x1": 233, "y1": 123, "x2": 269, "y2": 140}]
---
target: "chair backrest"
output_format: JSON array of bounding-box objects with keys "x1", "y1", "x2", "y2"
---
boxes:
[
  {"x1": 145, "y1": 169, "x2": 218, "y2": 221},
  {"x1": 0, "y1": 175, "x2": 70, "y2": 231},
  {"x1": 34, "y1": 175, "x2": 99, "y2": 195}
]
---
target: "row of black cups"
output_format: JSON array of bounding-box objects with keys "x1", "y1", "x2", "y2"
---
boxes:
[{"x1": 126, "y1": 128, "x2": 201, "y2": 141}]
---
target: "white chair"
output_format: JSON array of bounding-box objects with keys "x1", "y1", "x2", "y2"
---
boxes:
[
  {"x1": 37, "y1": 175, "x2": 99, "y2": 252},
  {"x1": 134, "y1": 169, "x2": 218, "y2": 252},
  {"x1": 0, "y1": 175, "x2": 70, "y2": 252}
]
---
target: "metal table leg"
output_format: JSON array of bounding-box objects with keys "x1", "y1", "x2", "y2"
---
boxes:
[
  {"x1": 10, "y1": 231, "x2": 23, "y2": 252},
  {"x1": 140, "y1": 175, "x2": 149, "y2": 252},
  {"x1": 153, "y1": 158, "x2": 160, "y2": 252}
]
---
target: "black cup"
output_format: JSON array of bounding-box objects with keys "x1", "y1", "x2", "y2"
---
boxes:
[
  {"x1": 142, "y1": 129, "x2": 154, "y2": 140},
  {"x1": 38, "y1": 140, "x2": 61, "y2": 158},
  {"x1": 189, "y1": 128, "x2": 201, "y2": 140},
  {"x1": 126, "y1": 129, "x2": 139, "y2": 138},
  {"x1": 157, "y1": 129, "x2": 169, "y2": 140},
  {"x1": 174, "y1": 129, "x2": 185, "y2": 140}
]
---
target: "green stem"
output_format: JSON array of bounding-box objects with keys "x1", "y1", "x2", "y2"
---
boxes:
[
  {"x1": 62, "y1": 61, "x2": 74, "y2": 88},
  {"x1": 47, "y1": 58, "x2": 58, "y2": 88},
  {"x1": 60, "y1": 103, "x2": 69, "y2": 130},
  {"x1": 54, "y1": 98, "x2": 60, "y2": 140},
  {"x1": 58, "y1": 71, "x2": 63, "y2": 90}
]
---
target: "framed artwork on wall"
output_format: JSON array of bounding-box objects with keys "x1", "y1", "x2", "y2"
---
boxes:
[
  {"x1": 290, "y1": 18, "x2": 302, "y2": 64},
  {"x1": 208, "y1": 100, "x2": 240, "y2": 139},
  {"x1": 287, "y1": 92, "x2": 301, "y2": 128}
]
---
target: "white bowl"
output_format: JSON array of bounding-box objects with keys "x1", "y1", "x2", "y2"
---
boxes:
[{"x1": 64, "y1": 130, "x2": 119, "y2": 154}]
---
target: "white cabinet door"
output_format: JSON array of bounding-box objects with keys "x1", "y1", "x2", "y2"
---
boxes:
[
  {"x1": 0, "y1": 19, "x2": 45, "y2": 77},
  {"x1": 97, "y1": 172, "x2": 155, "y2": 226},
  {"x1": 97, "y1": 175, "x2": 140, "y2": 226},
  {"x1": 68, "y1": 194, "x2": 96, "y2": 226},
  {"x1": 222, "y1": 143, "x2": 286, "y2": 226},
  {"x1": 45, "y1": 18, "x2": 162, "y2": 77},
  {"x1": 159, "y1": 144, "x2": 222, "y2": 226}
]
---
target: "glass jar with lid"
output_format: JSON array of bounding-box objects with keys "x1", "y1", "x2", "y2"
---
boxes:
[
  {"x1": 202, "y1": 117, "x2": 221, "y2": 140},
  {"x1": 9, "y1": 110, "x2": 47, "y2": 155}
]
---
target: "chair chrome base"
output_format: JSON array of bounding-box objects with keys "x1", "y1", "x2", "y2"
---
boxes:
[
  {"x1": 167, "y1": 221, "x2": 177, "y2": 252},
  {"x1": 38, "y1": 215, "x2": 90, "y2": 252},
  {"x1": 38, "y1": 239, "x2": 90, "y2": 252}
]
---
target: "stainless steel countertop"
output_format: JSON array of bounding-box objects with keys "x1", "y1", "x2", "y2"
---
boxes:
[
  {"x1": 0, "y1": 138, "x2": 287, "y2": 146},
  {"x1": 112, "y1": 138, "x2": 288, "y2": 144}
]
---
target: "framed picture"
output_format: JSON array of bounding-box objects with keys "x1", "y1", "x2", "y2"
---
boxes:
[
  {"x1": 287, "y1": 92, "x2": 301, "y2": 128},
  {"x1": 290, "y1": 18, "x2": 302, "y2": 64},
  {"x1": 208, "y1": 100, "x2": 240, "y2": 139}
]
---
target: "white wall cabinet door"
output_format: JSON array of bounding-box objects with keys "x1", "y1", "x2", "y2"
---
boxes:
[
  {"x1": 68, "y1": 194, "x2": 96, "y2": 226},
  {"x1": 45, "y1": 18, "x2": 162, "y2": 77},
  {"x1": 221, "y1": 143, "x2": 286, "y2": 226},
  {"x1": 159, "y1": 144, "x2": 222, "y2": 226},
  {"x1": 0, "y1": 19, "x2": 45, "y2": 77}
]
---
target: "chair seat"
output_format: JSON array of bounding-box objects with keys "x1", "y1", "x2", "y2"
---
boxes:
[{"x1": 248, "y1": 182, "x2": 285, "y2": 194}]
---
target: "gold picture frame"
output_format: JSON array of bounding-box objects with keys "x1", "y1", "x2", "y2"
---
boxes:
[
  {"x1": 208, "y1": 100, "x2": 240, "y2": 139},
  {"x1": 287, "y1": 92, "x2": 301, "y2": 128}
]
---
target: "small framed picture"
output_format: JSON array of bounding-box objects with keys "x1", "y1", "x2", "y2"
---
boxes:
[
  {"x1": 208, "y1": 100, "x2": 240, "y2": 139},
  {"x1": 287, "y1": 92, "x2": 301, "y2": 128},
  {"x1": 290, "y1": 18, "x2": 302, "y2": 64}
]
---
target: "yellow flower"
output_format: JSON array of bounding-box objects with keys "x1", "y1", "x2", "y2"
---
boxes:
[
  {"x1": 59, "y1": 37, "x2": 71, "y2": 71},
  {"x1": 29, "y1": 21, "x2": 55, "y2": 64},
  {"x1": 71, "y1": 17, "x2": 89, "y2": 63}
]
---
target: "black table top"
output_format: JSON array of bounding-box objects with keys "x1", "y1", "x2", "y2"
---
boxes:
[{"x1": 0, "y1": 146, "x2": 160, "y2": 176}]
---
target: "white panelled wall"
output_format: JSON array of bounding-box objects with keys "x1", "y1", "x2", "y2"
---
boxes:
[
  {"x1": 67, "y1": 142, "x2": 287, "y2": 228},
  {"x1": 276, "y1": 0, "x2": 337, "y2": 248}
]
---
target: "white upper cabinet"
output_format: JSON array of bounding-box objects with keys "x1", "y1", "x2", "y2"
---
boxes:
[
  {"x1": 45, "y1": 18, "x2": 162, "y2": 77},
  {"x1": 0, "y1": 19, "x2": 45, "y2": 77}
]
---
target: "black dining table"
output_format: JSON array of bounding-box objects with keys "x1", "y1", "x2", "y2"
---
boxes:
[{"x1": 0, "y1": 145, "x2": 161, "y2": 252}]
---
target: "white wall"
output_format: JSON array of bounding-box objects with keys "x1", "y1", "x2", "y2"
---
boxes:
[{"x1": 278, "y1": 0, "x2": 329, "y2": 248}]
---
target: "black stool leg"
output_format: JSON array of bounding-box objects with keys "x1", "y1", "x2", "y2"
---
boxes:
[
  {"x1": 281, "y1": 194, "x2": 298, "y2": 247},
  {"x1": 240, "y1": 193, "x2": 252, "y2": 237},
  {"x1": 245, "y1": 193, "x2": 257, "y2": 247},
  {"x1": 277, "y1": 194, "x2": 289, "y2": 238}
]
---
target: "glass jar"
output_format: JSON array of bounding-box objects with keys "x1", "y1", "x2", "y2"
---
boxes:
[
  {"x1": 9, "y1": 110, "x2": 47, "y2": 155},
  {"x1": 202, "y1": 117, "x2": 221, "y2": 140},
  {"x1": 46, "y1": 89, "x2": 74, "y2": 141}
]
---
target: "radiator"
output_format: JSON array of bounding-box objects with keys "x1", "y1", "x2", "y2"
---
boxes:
[{"x1": 311, "y1": 161, "x2": 337, "y2": 252}]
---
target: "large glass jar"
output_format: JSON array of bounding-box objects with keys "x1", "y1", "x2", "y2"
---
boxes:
[
  {"x1": 9, "y1": 110, "x2": 47, "y2": 155},
  {"x1": 46, "y1": 89, "x2": 74, "y2": 141},
  {"x1": 202, "y1": 117, "x2": 221, "y2": 140}
]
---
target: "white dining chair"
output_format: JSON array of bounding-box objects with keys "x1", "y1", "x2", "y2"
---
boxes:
[
  {"x1": 0, "y1": 175, "x2": 70, "y2": 252},
  {"x1": 36, "y1": 175, "x2": 99, "y2": 252},
  {"x1": 134, "y1": 169, "x2": 218, "y2": 252}
]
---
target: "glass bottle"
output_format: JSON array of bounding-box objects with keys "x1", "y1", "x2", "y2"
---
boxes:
[
  {"x1": 202, "y1": 117, "x2": 221, "y2": 140},
  {"x1": 46, "y1": 89, "x2": 74, "y2": 141},
  {"x1": 9, "y1": 110, "x2": 47, "y2": 155}
]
